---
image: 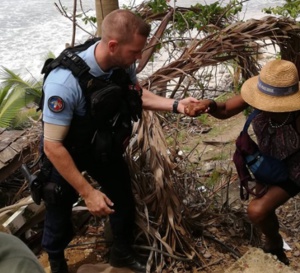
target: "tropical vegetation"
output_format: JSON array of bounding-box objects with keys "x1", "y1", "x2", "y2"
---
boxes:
[
  {"x1": 263, "y1": 0, "x2": 300, "y2": 20},
  {"x1": 1, "y1": 0, "x2": 300, "y2": 272},
  {"x1": 0, "y1": 67, "x2": 41, "y2": 128}
]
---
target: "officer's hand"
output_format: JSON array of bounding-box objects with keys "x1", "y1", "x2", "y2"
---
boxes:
[
  {"x1": 84, "y1": 188, "x2": 115, "y2": 216},
  {"x1": 184, "y1": 101, "x2": 210, "y2": 117},
  {"x1": 175, "y1": 97, "x2": 199, "y2": 114}
]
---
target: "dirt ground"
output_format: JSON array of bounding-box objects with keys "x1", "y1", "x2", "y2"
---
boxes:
[{"x1": 37, "y1": 112, "x2": 300, "y2": 273}]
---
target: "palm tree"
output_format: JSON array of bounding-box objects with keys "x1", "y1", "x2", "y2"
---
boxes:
[
  {"x1": 95, "y1": 0, "x2": 119, "y2": 36},
  {"x1": 0, "y1": 67, "x2": 42, "y2": 128}
]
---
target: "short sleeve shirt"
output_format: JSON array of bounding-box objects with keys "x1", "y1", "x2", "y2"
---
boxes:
[{"x1": 42, "y1": 41, "x2": 137, "y2": 126}]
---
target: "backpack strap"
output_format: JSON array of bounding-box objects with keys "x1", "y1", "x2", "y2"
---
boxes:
[
  {"x1": 235, "y1": 109, "x2": 262, "y2": 200},
  {"x1": 242, "y1": 109, "x2": 260, "y2": 132},
  {"x1": 41, "y1": 37, "x2": 100, "y2": 80},
  {"x1": 39, "y1": 39, "x2": 101, "y2": 111},
  {"x1": 56, "y1": 49, "x2": 92, "y2": 91}
]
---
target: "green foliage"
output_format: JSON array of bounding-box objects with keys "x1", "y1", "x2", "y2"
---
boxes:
[
  {"x1": 12, "y1": 108, "x2": 40, "y2": 129},
  {"x1": 262, "y1": 0, "x2": 300, "y2": 20},
  {"x1": 77, "y1": 14, "x2": 97, "y2": 25},
  {"x1": 147, "y1": 0, "x2": 169, "y2": 13},
  {"x1": 44, "y1": 51, "x2": 56, "y2": 61},
  {"x1": 196, "y1": 114, "x2": 209, "y2": 125},
  {"x1": 206, "y1": 169, "x2": 222, "y2": 187},
  {"x1": 162, "y1": 0, "x2": 243, "y2": 34},
  {"x1": 0, "y1": 67, "x2": 42, "y2": 128}
]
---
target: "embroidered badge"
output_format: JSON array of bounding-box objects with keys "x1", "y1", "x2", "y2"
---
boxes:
[{"x1": 48, "y1": 96, "x2": 65, "y2": 113}]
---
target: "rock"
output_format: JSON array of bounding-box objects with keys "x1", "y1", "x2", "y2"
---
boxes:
[{"x1": 224, "y1": 248, "x2": 297, "y2": 273}]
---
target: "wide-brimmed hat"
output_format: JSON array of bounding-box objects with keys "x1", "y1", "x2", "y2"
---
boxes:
[{"x1": 241, "y1": 59, "x2": 300, "y2": 112}]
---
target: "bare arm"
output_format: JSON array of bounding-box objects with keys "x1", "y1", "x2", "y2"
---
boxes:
[
  {"x1": 141, "y1": 88, "x2": 199, "y2": 114},
  {"x1": 43, "y1": 124, "x2": 114, "y2": 216},
  {"x1": 185, "y1": 94, "x2": 249, "y2": 119}
]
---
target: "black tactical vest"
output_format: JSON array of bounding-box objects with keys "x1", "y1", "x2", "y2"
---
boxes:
[{"x1": 40, "y1": 38, "x2": 142, "y2": 169}]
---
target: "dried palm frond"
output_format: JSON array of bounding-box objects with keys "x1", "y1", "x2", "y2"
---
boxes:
[
  {"x1": 127, "y1": 111, "x2": 208, "y2": 270},
  {"x1": 125, "y1": 16, "x2": 300, "y2": 272},
  {"x1": 141, "y1": 16, "x2": 300, "y2": 93},
  {"x1": 137, "y1": 9, "x2": 175, "y2": 73}
]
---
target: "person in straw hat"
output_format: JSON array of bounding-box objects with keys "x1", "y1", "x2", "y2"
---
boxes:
[{"x1": 185, "y1": 59, "x2": 300, "y2": 265}]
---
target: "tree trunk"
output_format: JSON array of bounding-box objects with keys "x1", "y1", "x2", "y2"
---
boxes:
[{"x1": 95, "y1": 0, "x2": 119, "y2": 37}]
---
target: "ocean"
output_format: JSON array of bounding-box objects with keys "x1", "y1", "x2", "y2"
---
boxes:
[{"x1": 0, "y1": 0, "x2": 284, "y2": 81}]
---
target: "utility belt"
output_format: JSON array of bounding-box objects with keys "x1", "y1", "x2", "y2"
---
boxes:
[{"x1": 21, "y1": 157, "x2": 74, "y2": 206}]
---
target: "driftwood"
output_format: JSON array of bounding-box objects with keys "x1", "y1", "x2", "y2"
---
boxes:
[
  {"x1": 0, "y1": 196, "x2": 44, "y2": 235},
  {"x1": 0, "y1": 125, "x2": 40, "y2": 182}
]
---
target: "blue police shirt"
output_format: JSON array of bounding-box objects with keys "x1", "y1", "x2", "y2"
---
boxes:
[{"x1": 42, "y1": 41, "x2": 137, "y2": 126}]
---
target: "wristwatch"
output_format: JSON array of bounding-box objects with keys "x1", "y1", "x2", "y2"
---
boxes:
[{"x1": 172, "y1": 100, "x2": 179, "y2": 113}]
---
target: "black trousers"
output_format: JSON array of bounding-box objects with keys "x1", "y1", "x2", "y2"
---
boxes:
[{"x1": 42, "y1": 156, "x2": 135, "y2": 258}]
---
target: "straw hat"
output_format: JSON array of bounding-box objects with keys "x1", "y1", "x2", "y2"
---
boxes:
[{"x1": 241, "y1": 59, "x2": 300, "y2": 112}]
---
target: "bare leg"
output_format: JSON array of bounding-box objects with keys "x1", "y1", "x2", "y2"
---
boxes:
[
  {"x1": 247, "y1": 184, "x2": 291, "y2": 264},
  {"x1": 256, "y1": 210, "x2": 282, "y2": 249}
]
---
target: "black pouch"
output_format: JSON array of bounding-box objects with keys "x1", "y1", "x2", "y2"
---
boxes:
[
  {"x1": 43, "y1": 182, "x2": 63, "y2": 205},
  {"x1": 29, "y1": 177, "x2": 44, "y2": 205},
  {"x1": 89, "y1": 81, "x2": 122, "y2": 123},
  {"x1": 21, "y1": 164, "x2": 43, "y2": 205},
  {"x1": 126, "y1": 84, "x2": 143, "y2": 122}
]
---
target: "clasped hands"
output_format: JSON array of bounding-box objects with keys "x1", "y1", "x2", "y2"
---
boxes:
[{"x1": 184, "y1": 99, "x2": 211, "y2": 117}]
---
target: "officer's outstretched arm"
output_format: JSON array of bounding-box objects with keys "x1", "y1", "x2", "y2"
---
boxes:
[{"x1": 141, "y1": 88, "x2": 199, "y2": 114}]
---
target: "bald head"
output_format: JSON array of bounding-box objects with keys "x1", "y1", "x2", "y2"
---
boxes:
[{"x1": 101, "y1": 9, "x2": 151, "y2": 44}]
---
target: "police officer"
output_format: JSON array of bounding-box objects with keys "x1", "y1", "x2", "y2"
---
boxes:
[{"x1": 40, "y1": 9, "x2": 199, "y2": 273}]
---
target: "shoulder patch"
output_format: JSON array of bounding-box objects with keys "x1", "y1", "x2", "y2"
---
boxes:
[{"x1": 48, "y1": 96, "x2": 65, "y2": 113}]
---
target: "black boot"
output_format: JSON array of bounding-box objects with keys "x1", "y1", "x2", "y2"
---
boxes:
[
  {"x1": 109, "y1": 244, "x2": 146, "y2": 273},
  {"x1": 49, "y1": 258, "x2": 69, "y2": 273},
  {"x1": 263, "y1": 247, "x2": 290, "y2": 266}
]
